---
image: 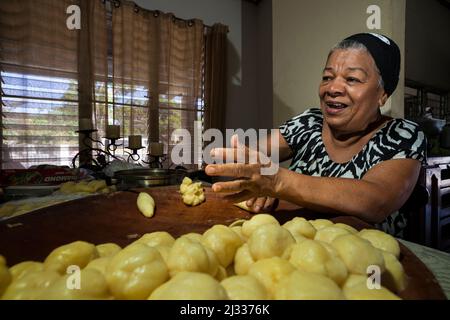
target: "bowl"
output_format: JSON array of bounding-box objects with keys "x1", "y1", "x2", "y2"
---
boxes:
[{"x1": 114, "y1": 168, "x2": 185, "y2": 188}]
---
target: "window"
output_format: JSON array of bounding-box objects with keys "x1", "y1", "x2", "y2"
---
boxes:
[
  {"x1": 1, "y1": 69, "x2": 79, "y2": 168},
  {"x1": 0, "y1": 0, "x2": 210, "y2": 170}
]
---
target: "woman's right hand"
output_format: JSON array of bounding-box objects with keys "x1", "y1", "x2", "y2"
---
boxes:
[{"x1": 245, "y1": 196, "x2": 279, "y2": 213}]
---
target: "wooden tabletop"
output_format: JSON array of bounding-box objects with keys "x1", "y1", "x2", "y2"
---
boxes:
[{"x1": 0, "y1": 186, "x2": 446, "y2": 299}]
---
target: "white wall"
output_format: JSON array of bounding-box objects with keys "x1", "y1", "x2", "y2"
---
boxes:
[{"x1": 273, "y1": 0, "x2": 406, "y2": 127}]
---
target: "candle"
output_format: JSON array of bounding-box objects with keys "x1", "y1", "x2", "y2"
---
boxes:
[
  {"x1": 106, "y1": 125, "x2": 120, "y2": 139},
  {"x1": 79, "y1": 118, "x2": 93, "y2": 131},
  {"x1": 128, "y1": 135, "x2": 142, "y2": 149},
  {"x1": 150, "y1": 142, "x2": 164, "y2": 156}
]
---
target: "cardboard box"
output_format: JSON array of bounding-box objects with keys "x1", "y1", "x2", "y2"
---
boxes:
[{"x1": 0, "y1": 168, "x2": 80, "y2": 186}]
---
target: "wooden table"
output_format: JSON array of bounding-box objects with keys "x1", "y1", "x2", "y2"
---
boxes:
[{"x1": 0, "y1": 186, "x2": 446, "y2": 299}]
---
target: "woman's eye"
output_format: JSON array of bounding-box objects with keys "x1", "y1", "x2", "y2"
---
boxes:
[
  {"x1": 322, "y1": 76, "x2": 332, "y2": 81},
  {"x1": 347, "y1": 77, "x2": 360, "y2": 83}
]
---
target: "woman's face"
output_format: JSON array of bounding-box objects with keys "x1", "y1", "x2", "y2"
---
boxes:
[{"x1": 319, "y1": 49, "x2": 388, "y2": 135}]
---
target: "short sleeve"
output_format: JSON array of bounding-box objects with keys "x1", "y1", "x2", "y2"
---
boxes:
[
  {"x1": 376, "y1": 119, "x2": 427, "y2": 164},
  {"x1": 278, "y1": 108, "x2": 323, "y2": 154}
]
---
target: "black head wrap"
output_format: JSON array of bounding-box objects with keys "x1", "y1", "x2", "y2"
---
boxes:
[{"x1": 343, "y1": 33, "x2": 400, "y2": 96}]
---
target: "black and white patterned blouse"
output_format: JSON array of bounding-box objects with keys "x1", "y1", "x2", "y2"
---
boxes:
[{"x1": 279, "y1": 108, "x2": 426, "y2": 237}]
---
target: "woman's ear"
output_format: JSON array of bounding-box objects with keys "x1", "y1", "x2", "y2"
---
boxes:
[{"x1": 378, "y1": 91, "x2": 388, "y2": 107}]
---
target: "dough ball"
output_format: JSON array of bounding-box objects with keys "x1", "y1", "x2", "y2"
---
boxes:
[
  {"x1": 333, "y1": 223, "x2": 358, "y2": 234},
  {"x1": 343, "y1": 282, "x2": 401, "y2": 300},
  {"x1": 9, "y1": 261, "x2": 43, "y2": 282},
  {"x1": 131, "y1": 232, "x2": 175, "y2": 248},
  {"x1": 282, "y1": 217, "x2": 317, "y2": 239},
  {"x1": 96, "y1": 243, "x2": 122, "y2": 258},
  {"x1": 247, "y1": 257, "x2": 296, "y2": 298},
  {"x1": 331, "y1": 234, "x2": 385, "y2": 275},
  {"x1": 234, "y1": 244, "x2": 256, "y2": 275},
  {"x1": 358, "y1": 229, "x2": 400, "y2": 259},
  {"x1": 149, "y1": 271, "x2": 228, "y2": 300},
  {"x1": 314, "y1": 226, "x2": 351, "y2": 244},
  {"x1": 2, "y1": 270, "x2": 60, "y2": 300},
  {"x1": 274, "y1": 270, "x2": 345, "y2": 300},
  {"x1": 230, "y1": 226, "x2": 247, "y2": 242},
  {"x1": 84, "y1": 257, "x2": 111, "y2": 276},
  {"x1": 309, "y1": 219, "x2": 334, "y2": 230},
  {"x1": 105, "y1": 243, "x2": 169, "y2": 299},
  {"x1": 289, "y1": 239, "x2": 347, "y2": 285},
  {"x1": 381, "y1": 251, "x2": 407, "y2": 293},
  {"x1": 40, "y1": 268, "x2": 111, "y2": 300},
  {"x1": 0, "y1": 256, "x2": 12, "y2": 297},
  {"x1": 241, "y1": 214, "x2": 280, "y2": 238},
  {"x1": 248, "y1": 224, "x2": 295, "y2": 261},
  {"x1": 341, "y1": 274, "x2": 368, "y2": 291},
  {"x1": 202, "y1": 225, "x2": 243, "y2": 268},
  {"x1": 181, "y1": 232, "x2": 204, "y2": 243},
  {"x1": 167, "y1": 237, "x2": 212, "y2": 276},
  {"x1": 221, "y1": 275, "x2": 268, "y2": 300},
  {"x1": 44, "y1": 241, "x2": 99, "y2": 274}
]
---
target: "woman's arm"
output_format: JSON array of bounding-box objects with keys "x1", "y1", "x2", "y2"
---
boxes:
[{"x1": 206, "y1": 158, "x2": 421, "y2": 224}]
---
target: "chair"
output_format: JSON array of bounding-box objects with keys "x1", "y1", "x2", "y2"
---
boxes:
[{"x1": 403, "y1": 158, "x2": 450, "y2": 252}]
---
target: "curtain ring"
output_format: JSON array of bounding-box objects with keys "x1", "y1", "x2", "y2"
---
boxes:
[
  {"x1": 172, "y1": 16, "x2": 176, "y2": 23},
  {"x1": 153, "y1": 10, "x2": 159, "y2": 17},
  {"x1": 113, "y1": 0, "x2": 120, "y2": 8},
  {"x1": 133, "y1": 4, "x2": 139, "y2": 13},
  {"x1": 188, "y1": 20, "x2": 194, "y2": 27}
]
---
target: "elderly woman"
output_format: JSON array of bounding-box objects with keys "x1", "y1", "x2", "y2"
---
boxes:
[{"x1": 206, "y1": 33, "x2": 426, "y2": 237}]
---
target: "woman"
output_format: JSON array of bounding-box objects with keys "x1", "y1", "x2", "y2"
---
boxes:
[{"x1": 205, "y1": 33, "x2": 426, "y2": 237}]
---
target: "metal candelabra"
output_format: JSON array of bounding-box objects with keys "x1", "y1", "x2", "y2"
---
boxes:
[
  {"x1": 142, "y1": 154, "x2": 167, "y2": 168},
  {"x1": 71, "y1": 130, "x2": 123, "y2": 169},
  {"x1": 124, "y1": 147, "x2": 145, "y2": 163}
]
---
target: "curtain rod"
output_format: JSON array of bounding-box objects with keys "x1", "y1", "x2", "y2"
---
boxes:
[{"x1": 102, "y1": 0, "x2": 213, "y2": 29}]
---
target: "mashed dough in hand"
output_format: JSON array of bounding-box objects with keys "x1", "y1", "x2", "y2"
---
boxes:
[{"x1": 179, "y1": 177, "x2": 205, "y2": 206}]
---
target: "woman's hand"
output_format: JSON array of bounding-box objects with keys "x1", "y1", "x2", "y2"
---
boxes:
[
  {"x1": 205, "y1": 134, "x2": 283, "y2": 199},
  {"x1": 245, "y1": 197, "x2": 279, "y2": 213}
]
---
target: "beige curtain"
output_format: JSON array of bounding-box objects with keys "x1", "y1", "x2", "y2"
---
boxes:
[
  {"x1": 109, "y1": 1, "x2": 204, "y2": 166},
  {"x1": 0, "y1": 0, "x2": 107, "y2": 168},
  {"x1": 204, "y1": 23, "x2": 228, "y2": 133}
]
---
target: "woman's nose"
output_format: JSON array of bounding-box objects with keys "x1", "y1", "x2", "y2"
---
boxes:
[{"x1": 326, "y1": 78, "x2": 345, "y2": 96}]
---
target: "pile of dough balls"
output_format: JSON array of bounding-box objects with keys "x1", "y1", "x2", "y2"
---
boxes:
[
  {"x1": 58, "y1": 180, "x2": 115, "y2": 195},
  {"x1": 0, "y1": 215, "x2": 407, "y2": 300},
  {"x1": 179, "y1": 177, "x2": 205, "y2": 206}
]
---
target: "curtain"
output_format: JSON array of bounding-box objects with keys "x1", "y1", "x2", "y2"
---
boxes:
[
  {"x1": 0, "y1": 0, "x2": 107, "y2": 168},
  {"x1": 204, "y1": 23, "x2": 228, "y2": 134},
  {"x1": 108, "y1": 1, "x2": 204, "y2": 167},
  {"x1": 0, "y1": 0, "x2": 227, "y2": 170}
]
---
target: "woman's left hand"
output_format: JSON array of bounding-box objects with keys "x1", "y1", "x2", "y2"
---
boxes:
[{"x1": 245, "y1": 196, "x2": 279, "y2": 213}]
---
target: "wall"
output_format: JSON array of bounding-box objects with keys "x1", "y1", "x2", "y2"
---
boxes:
[
  {"x1": 134, "y1": 0, "x2": 273, "y2": 130},
  {"x1": 273, "y1": 0, "x2": 406, "y2": 127},
  {"x1": 405, "y1": 0, "x2": 450, "y2": 91},
  {"x1": 241, "y1": 0, "x2": 273, "y2": 129}
]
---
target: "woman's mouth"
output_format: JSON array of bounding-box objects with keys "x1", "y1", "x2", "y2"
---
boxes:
[{"x1": 325, "y1": 102, "x2": 348, "y2": 114}]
